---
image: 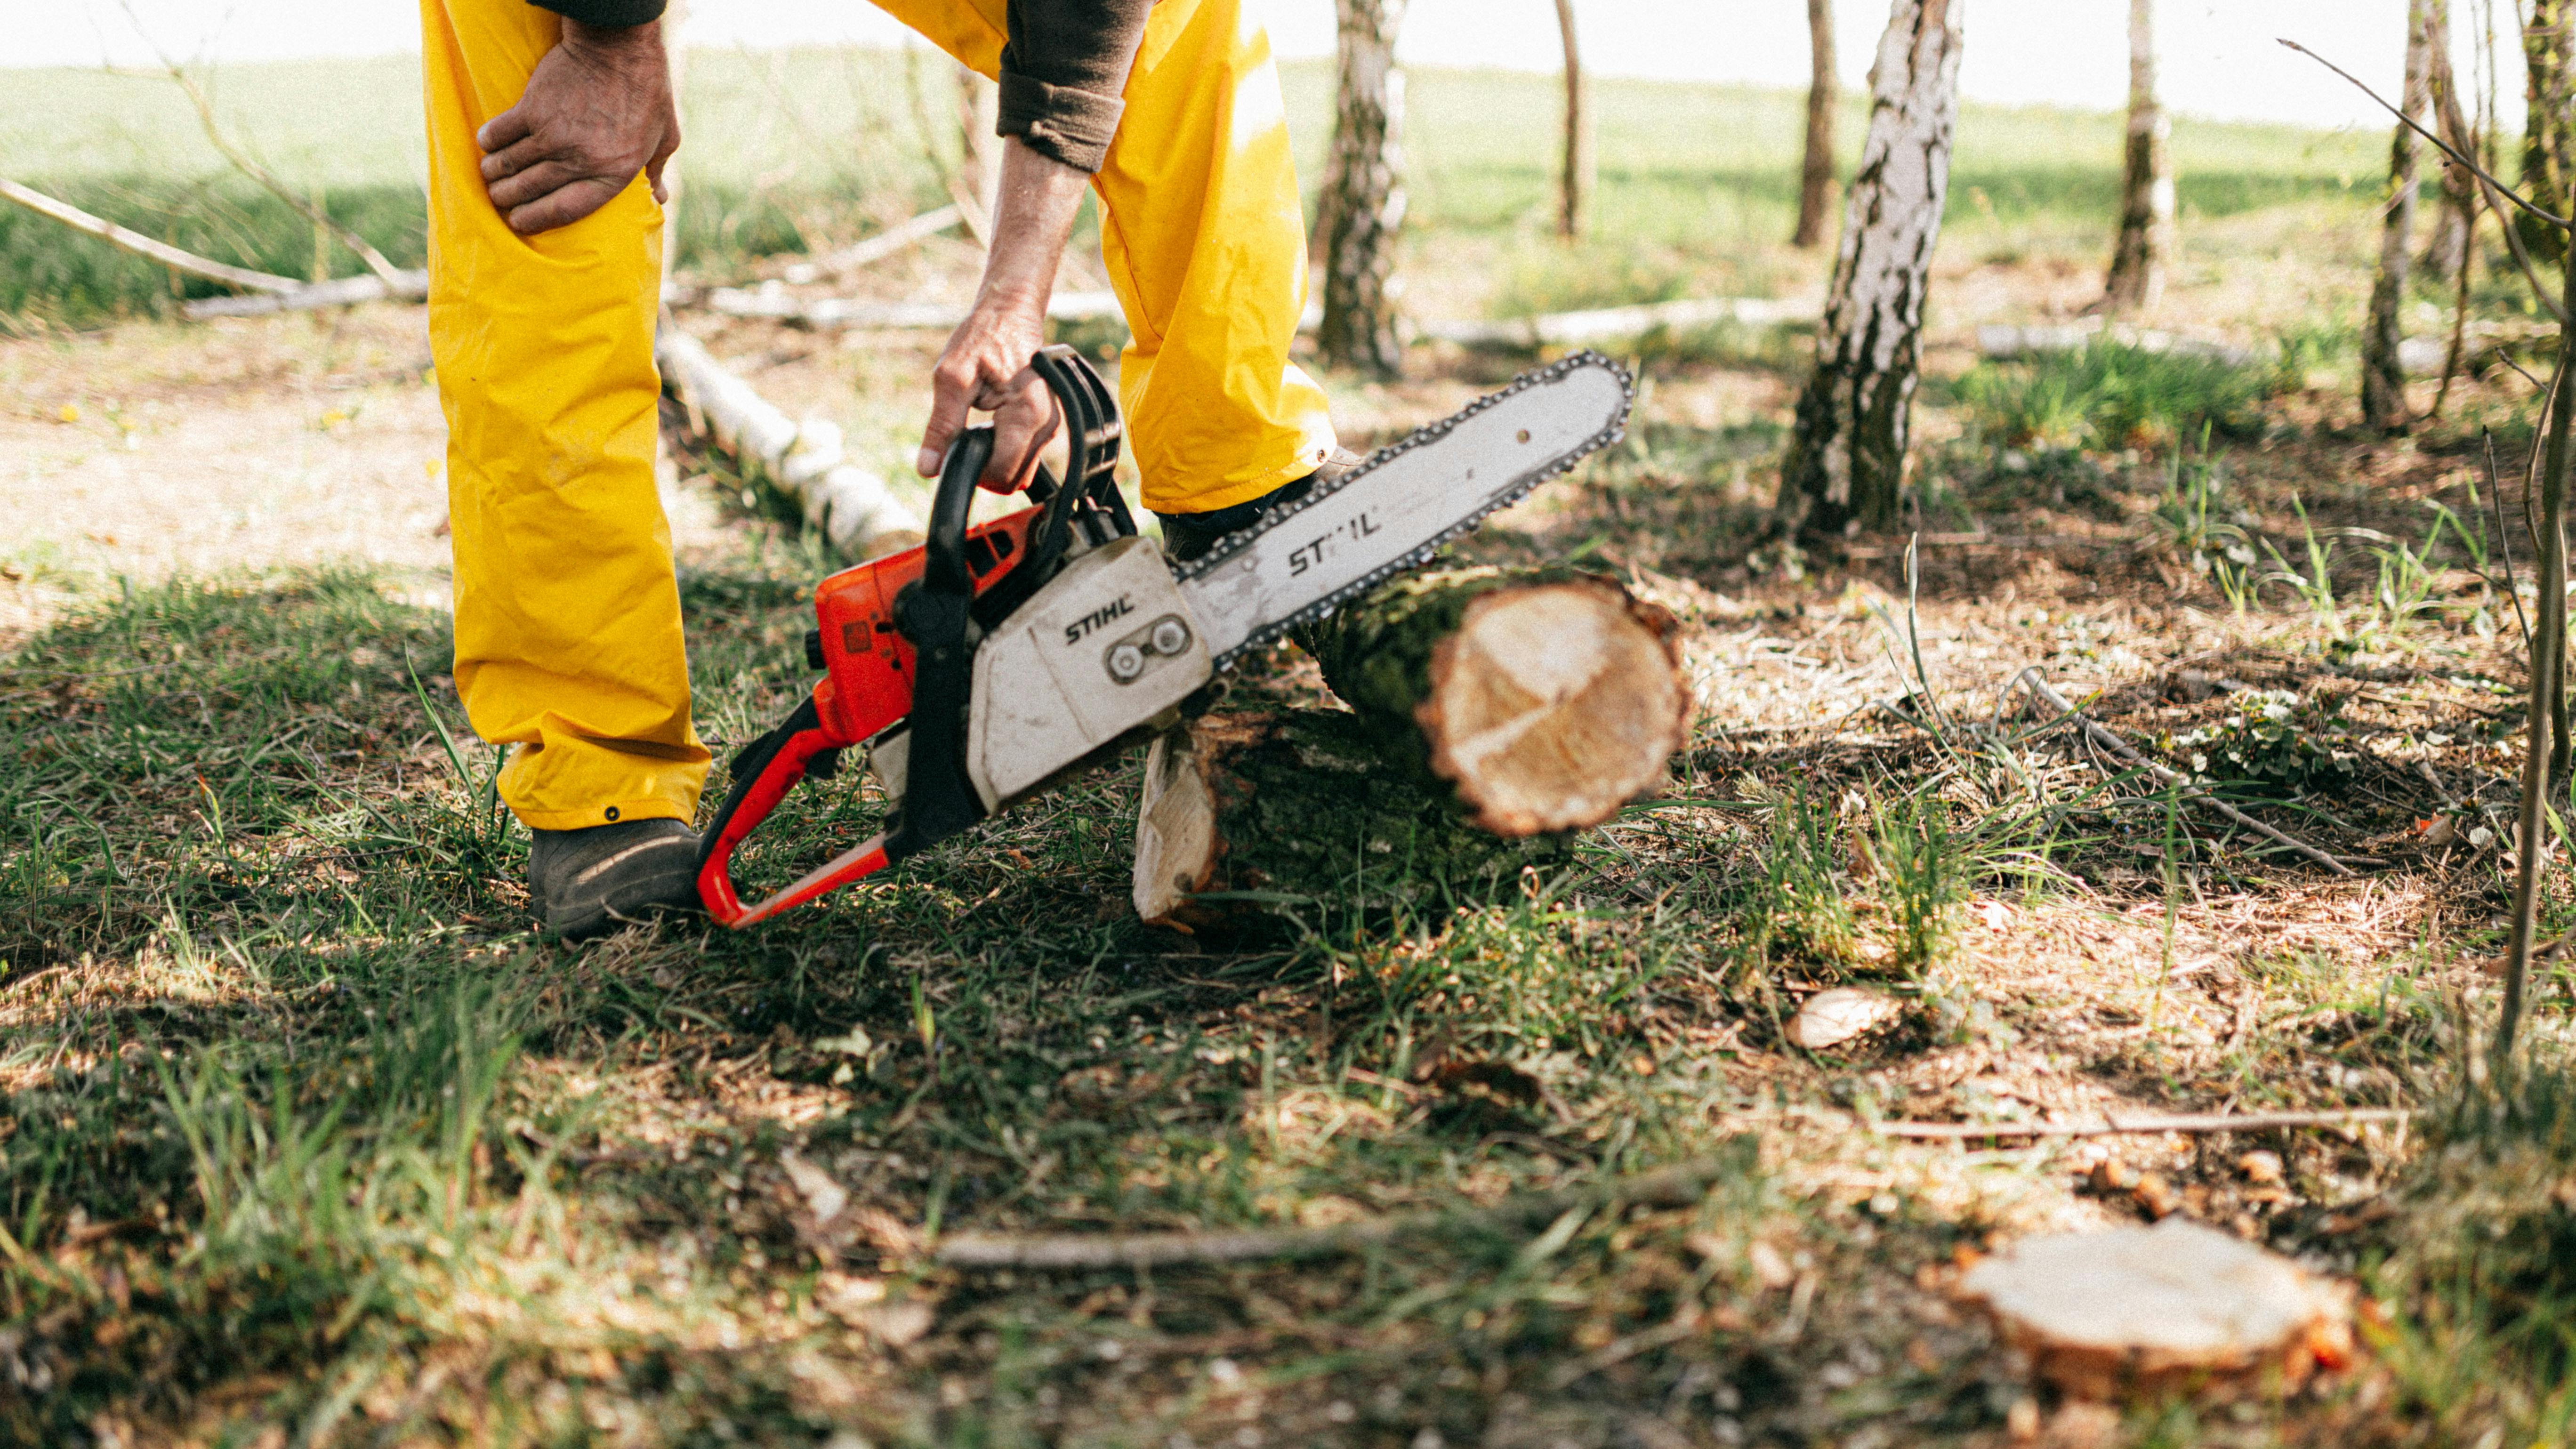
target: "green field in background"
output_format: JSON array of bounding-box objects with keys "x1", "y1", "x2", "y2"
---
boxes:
[{"x1": 1, "y1": 48, "x2": 2392, "y2": 327}]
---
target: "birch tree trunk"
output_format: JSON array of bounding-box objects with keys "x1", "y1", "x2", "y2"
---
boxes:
[
  {"x1": 1793, "y1": 0, "x2": 1839, "y2": 250},
  {"x1": 2523, "y1": 0, "x2": 2575, "y2": 266},
  {"x1": 1554, "y1": 0, "x2": 1593, "y2": 240},
  {"x1": 2421, "y1": 0, "x2": 2475, "y2": 278},
  {"x1": 1319, "y1": 0, "x2": 1409, "y2": 378},
  {"x1": 957, "y1": 64, "x2": 1003, "y2": 245},
  {"x1": 1779, "y1": 0, "x2": 1965, "y2": 539},
  {"x1": 2363, "y1": 0, "x2": 2434, "y2": 435},
  {"x1": 2102, "y1": 0, "x2": 2174, "y2": 313}
]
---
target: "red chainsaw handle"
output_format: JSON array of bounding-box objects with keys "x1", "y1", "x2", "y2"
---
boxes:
[{"x1": 695, "y1": 694, "x2": 894, "y2": 926}]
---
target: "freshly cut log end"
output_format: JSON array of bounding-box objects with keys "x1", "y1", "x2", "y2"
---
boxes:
[
  {"x1": 1132, "y1": 709, "x2": 1570, "y2": 933},
  {"x1": 1302, "y1": 567, "x2": 1690, "y2": 837},
  {"x1": 1960, "y1": 1218, "x2": 2354, "y2": 1401}
]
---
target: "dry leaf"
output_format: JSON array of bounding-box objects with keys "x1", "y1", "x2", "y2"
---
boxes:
[{"x1": 1786, "y1": 987, "x2": 1901, "y2": 1050}]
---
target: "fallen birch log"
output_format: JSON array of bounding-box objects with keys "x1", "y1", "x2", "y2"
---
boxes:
[
  {"x1": 1133, "y1": 569, "x2": 1689, "y2": 931},
  {"x1": 1417, "y1": 295, "x2": 1823, "y2": 349},
  {"x1": 1975, "y1": 320, "x2": 2270, "y2": 369},
  {"x1": 183, "y1": 269, "x2": 428, "y2": 320},
  {"x1": 705, "y1": 284, "x2": 1121, "y2": 330},
  {"x1": 653, "y1": 327, "x2": 924, "y2": 558},
  {"x1": 1, "y1": 177, "x2": 300, "y2": 296}
]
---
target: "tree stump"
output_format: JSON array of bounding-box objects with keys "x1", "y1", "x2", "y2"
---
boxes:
[{"x1": 1132, "y1": 568, "x2": 1690, "y2": 931}]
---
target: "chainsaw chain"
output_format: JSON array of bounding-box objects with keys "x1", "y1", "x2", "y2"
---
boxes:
[{"x1": 1173, "y1": 348, "x2": 1637, "y2": 670}]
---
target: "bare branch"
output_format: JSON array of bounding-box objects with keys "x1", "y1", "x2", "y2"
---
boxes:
[{"x1": 0, "y1": 177, "x2": 300, "y2": 295}]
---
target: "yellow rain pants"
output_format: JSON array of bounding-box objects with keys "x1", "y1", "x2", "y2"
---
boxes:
[
  {"x1": 877, "y1": 0, "x2": 1340, "y2": 513},
  {"x1": 420, "y1": 0, "x2": 1327, "y2": 829}
]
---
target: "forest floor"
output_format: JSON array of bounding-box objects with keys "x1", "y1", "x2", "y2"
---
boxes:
[{"x1": 6, "y1": 105, "x2": 2576, "y2": 1448}]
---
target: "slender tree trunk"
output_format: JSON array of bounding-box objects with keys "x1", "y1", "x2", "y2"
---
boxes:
[
  {"x1": 1780, "y1": 0, "x2": 1965, "y2": 540},
  {"x1": 2364, "y1": 0, "x2": 2435, "y2": 435},
  {"x1": 1793, "y1": 0, "x2": 1839, "y2": 249},
  {"x1": 957, "y1": 63, "x2": 1002, "y2": 244},
  {"x1": 2524, "y1": 0, "x2": 2575, "y2": 266},
  {"x1": 2103, "y1": 0, "x2": 2174, "y2": 313},
  {"x1": 1553, "y1": 0, "x2": 1593, "y2": 240},
  {"x1": 1320, "y1": 0, "x2": 1409, "y2": 378},
  {"x1": 2423, "y1": 0, "x2": 2476, "y2": 277}
]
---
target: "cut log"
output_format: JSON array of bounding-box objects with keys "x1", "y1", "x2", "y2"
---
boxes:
[
  {"x1": 1960, "y1": 1218, "x2": 2354, "y2": 1401},
  {"x1": 1131, "y1": 709, "x2": 1572, "y2": 932},
  {"x1": 1297, "y1": 567, "x2": 1691, "y2": 837},
  {"x1": 1131, "y1": 568, "x2": 1690, "y2": 931}
]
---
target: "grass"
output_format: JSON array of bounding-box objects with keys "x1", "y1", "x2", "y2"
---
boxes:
[
  {"x1": 2, "y1": 49, "x2": 2397, "y2": 329},
  {"x1": 1954, "y1": 341, "x2": 2282, "y2": 454}
]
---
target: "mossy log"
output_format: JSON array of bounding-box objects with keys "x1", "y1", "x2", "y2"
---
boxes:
[
  {"x1": 1131, "y1": 568, "x2": 1690, "y2": 930},
  {"x1": 1297, "y1": 566, "x2": 1690, "y2": 836}
]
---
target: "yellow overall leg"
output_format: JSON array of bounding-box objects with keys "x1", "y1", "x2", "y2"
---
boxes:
[
  {"x1": 868, "y1": 0, "x2": 1337, "y2": 514},
  {"x1": 419, "y1": 0, "x2": 710, "y2": 831}
]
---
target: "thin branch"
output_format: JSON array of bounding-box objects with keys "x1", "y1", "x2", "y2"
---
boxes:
[
  {"x1": 1873, "y1": 1107, "x2": 2413, "y2": 1140},
  {"x1": 108, "y1": 19, "x2": 406, "y2": 288},
  {"x1": 2012, "y1": 670, "x2": 2385, "y2": 874},
  {"x1": 0, "y1": 177, "x2": 300, "y2": 295},
  {"x1": 934, "y1": 1152, "x2": 1741, "y2": 1270},
  {"x1": 2278, "y1": 36, "x2": 2572, "y2": 324}
]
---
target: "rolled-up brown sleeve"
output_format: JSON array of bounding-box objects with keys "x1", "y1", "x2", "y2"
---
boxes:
[
  {"x1": 999, "y1": 0, "x2": 1152, "y2": 173},
  {"x1": 530, "y1": 0, "x2": 668, "y2": 28}
]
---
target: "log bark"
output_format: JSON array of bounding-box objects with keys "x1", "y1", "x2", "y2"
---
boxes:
[
  {"x1": 1134, "y1": 568, "x2": 1690, "y2": 930},
  {"x1": 1793, "y1": 0, "x2": 1838, "y2": 250},
  {"x1": 2102, "y1": 0, "x2": 2174, "y2": 314},
  {"x1": 1779, "y1": 0, "x2": 1964, "y2": 539},
  {"x1": 1553, "y1": 0, "x2": 1593, "y2": 241},
  {"x1": 2524, "y1": 0, "x2": 2576, "y2": 267},
  {"x1": 1319, "y1": 0, "x2": 1409, "y2": 378},
  {"x1": 2364, "y1": 0, "x2": 2436, "y2": 435}
]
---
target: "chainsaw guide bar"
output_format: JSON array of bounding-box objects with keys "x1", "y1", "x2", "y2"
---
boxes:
[{"x1": 1174, "y1": 350, "x2": 1634, "y2": 667}]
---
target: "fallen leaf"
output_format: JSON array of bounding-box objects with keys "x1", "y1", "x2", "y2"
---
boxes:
[
  {"x1": 779, "y1": 1150, "x2": 849, "y2": 1226},
  {"x1": 1786, "y1": 987, "x2": 1901, "y2": 1050},
  {"x1": 858, "y1": 1299, "x2": 934, "y2": 1346}
]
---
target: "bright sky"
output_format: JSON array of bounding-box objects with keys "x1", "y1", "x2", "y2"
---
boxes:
[{"x1": 9, "y1": 0, "x2": 2508, "y2": 132}]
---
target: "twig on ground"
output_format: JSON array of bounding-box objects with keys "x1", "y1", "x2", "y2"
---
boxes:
[
  {"x1": 934, "y1": 1152, "x2": 1743, "y2": 1270},
  {"x1": 2011, "y1": 669, "x2": 2385, "y2": 874},
  {"x1": 0, "y1": 177, "x2": 300, "y2": 295},
  {"x1": 1873, "y1": 1107, "x2": 2412, "y2": 1141}
]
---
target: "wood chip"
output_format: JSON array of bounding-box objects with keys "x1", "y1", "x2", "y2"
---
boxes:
[{"x1": 1786, "y1": 987, "x2": 1903, "y2": 1050}]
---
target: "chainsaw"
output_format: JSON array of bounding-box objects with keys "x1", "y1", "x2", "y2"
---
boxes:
[{"x1": 695, "y1": 344, "x2": 1633, "y2": 927}]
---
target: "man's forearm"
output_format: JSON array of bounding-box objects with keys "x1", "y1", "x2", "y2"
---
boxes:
[{"x1": 974, "y1": 138, "x2": 1092, "y2": 316}]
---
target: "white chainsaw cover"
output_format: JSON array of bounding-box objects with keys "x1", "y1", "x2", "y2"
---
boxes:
[{"x1": 966, "y1": 537, "x2": 1212, "y2": 809}]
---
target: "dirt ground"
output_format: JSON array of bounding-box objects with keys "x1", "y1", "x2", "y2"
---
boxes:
[{"x1": 2, "y1": 233, "x2": 2556, "y2": 1443}]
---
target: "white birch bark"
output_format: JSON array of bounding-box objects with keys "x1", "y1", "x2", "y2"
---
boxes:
[
  {"x1": 1780, "y1": 0, "x2": 1965, "y2": 537},
  {"x1": 2103, "y1": 0, "x2": 2174, "y2": 313},
  {"x1": 1319, "y1": 0, "x2": 1409, "y2": 378}
]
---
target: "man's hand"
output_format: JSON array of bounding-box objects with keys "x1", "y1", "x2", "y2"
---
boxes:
[
  {"x1": 477, "y1": 19, "x2": 678, "y2": 235},
  {"x1": 917, "y1": 138, "x2": 1095, "y2": 492}
]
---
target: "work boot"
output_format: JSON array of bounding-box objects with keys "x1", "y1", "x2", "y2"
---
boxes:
[
  {"x1": 527, "y1": 818, "x2": 702, "y2": 941},
  {"x1": 1154, "y1": 448, "x2": 1366, "y2": 564}
]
